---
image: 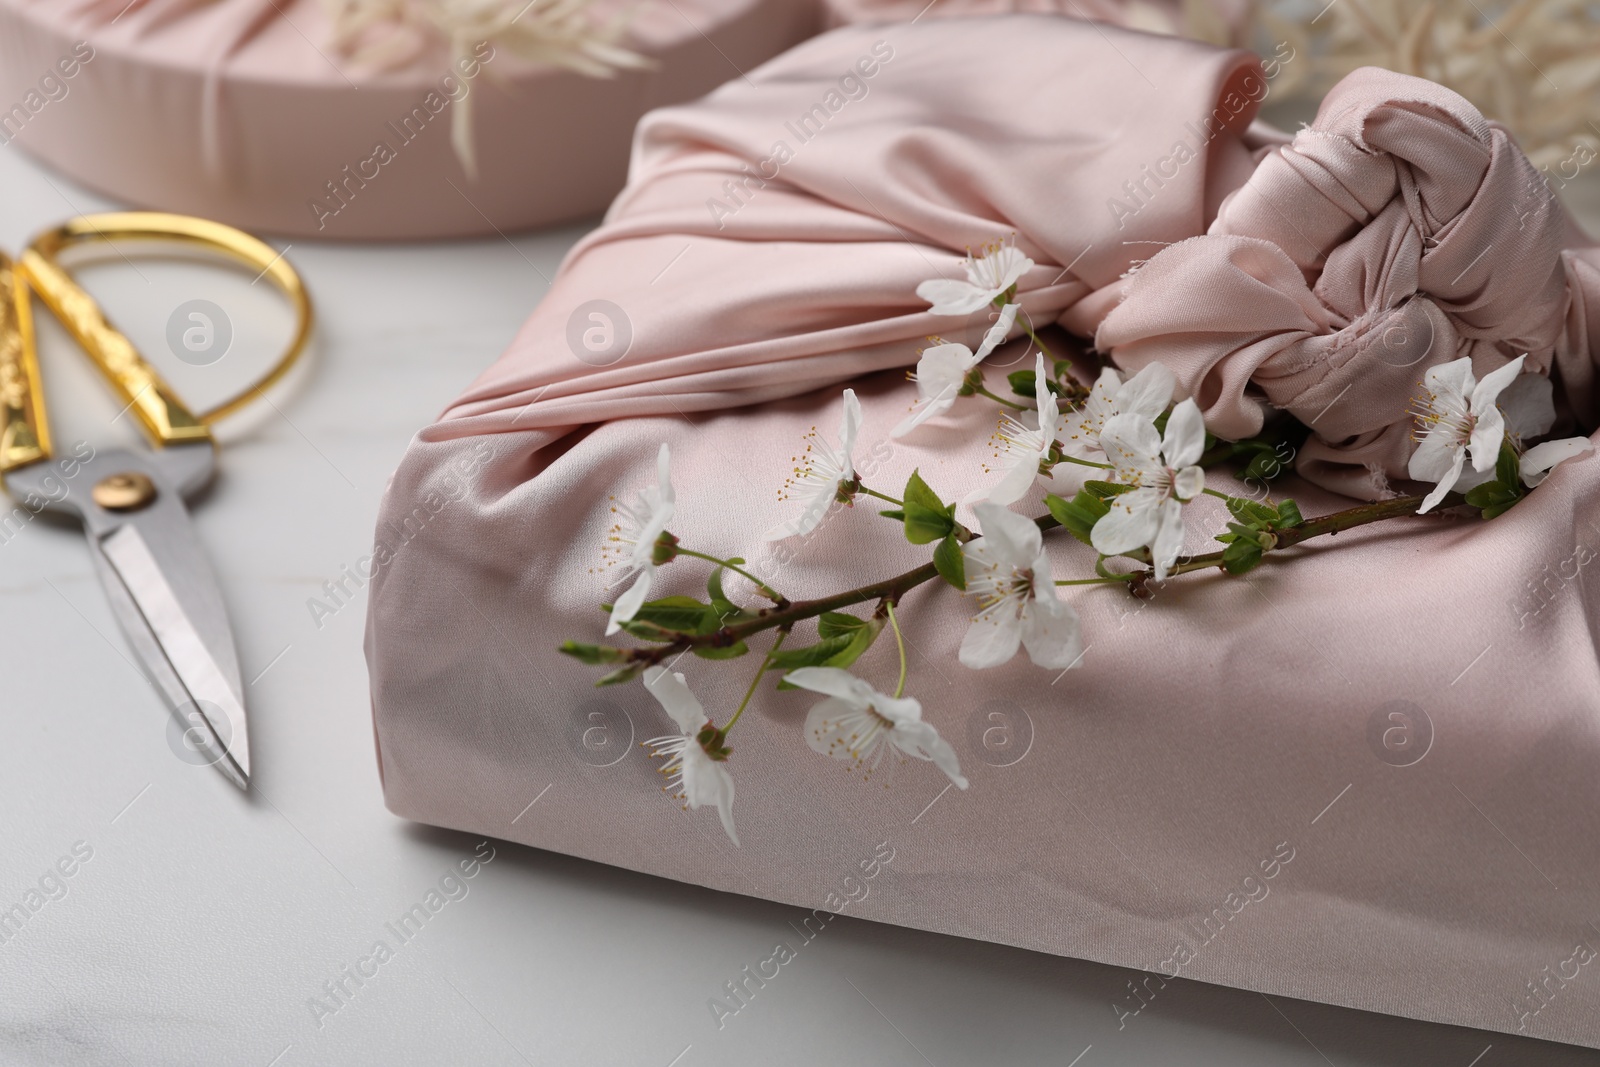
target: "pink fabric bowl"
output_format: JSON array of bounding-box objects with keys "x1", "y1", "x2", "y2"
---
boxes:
[
  {"x1": 363, "y1": 15, "x2": 1600, "y2": 1048},
  {"x1": 0, "y1": 0, "x2": 818, "y2": 238}
]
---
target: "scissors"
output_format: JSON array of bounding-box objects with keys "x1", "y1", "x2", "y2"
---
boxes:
[{"x1": 0, "y1": 213, "x2": 312, "y2": 790}]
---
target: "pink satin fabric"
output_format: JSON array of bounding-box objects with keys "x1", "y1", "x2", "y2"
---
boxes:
[
  {"x1": 366, "y1": 17, "x2": 1600, "y2": 1047},
  {"x1": 1097, "y1": 67, "x2": 1600, "y2": 497},
  {"x1": 0, "y1": 0, "x2": 818, "y2": 237}
]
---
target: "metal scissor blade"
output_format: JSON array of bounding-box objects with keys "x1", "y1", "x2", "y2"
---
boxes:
[
  {"x1": 97, "y1": 522, "x2": 250, "y2": 789},
  {"x1": 88, "y1": 538, "x2": 249, "y2": 791}
]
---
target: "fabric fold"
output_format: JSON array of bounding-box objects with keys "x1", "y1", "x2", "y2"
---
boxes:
[
  {"x1": 1097, "y1": 66, "x2": 1600, "y2": 497},
  {"x1": 423, "y1": 15, "x2": 1281, "y2": 445}
]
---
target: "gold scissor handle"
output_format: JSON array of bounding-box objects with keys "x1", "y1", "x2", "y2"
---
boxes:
[
  {"x1": 0, "y1": 212, "x2": 314, "y2": 474},
  {"x1": 0, "y1": 254, "x2": 47, "y2": 472}
]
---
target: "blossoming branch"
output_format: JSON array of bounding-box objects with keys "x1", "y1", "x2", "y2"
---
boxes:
[{"x1": 559, "y1": 238, "x2": 1594, "y2": 844}]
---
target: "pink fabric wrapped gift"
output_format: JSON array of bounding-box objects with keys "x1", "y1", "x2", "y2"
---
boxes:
[
  {"x1": 365, "y1": 15, "x2": 1600, "y2": 1047},
  {"x1": 821, "y1": 0, "x2": 1253, "y2": 46},
  {"x1": 0, "y1": 0, "x2": 817, "y2": 238}
]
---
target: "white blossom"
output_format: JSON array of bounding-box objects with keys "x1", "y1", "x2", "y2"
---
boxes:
[
  {"x1": 893, "y1": 303, "x2": 1019, "y2": 437},
  {"x1": 764, "y1": 390, "x2": 862, "y2": 541},
  {"x1": 642, "y1": 666, "x2": 738, "y2": 845},
  {"x1": 1091, "y1": 400, "x2": 1207, "y2": 580},
  {"x1": 602, "y1": 443, "x2": 675, "y2": 635},
  {"x1": 1408, "y1": 355, "x2": 1525, "y2": 513},
  {"x1": 1059, "y1": 361, "x2": 1175, "y2": 458},
  {"x1": 960, "y1": 503, "x2": 1083, "y2": 670},
  {"x1": 971, "y1": 352, "x2": 1060, "y2": 507},
  {"x1": 916, "y1": 236, "x2": 1033, "y2": 316},
  {"x1": 786, "y1": 667, "x2": 966, "y2": 789}
]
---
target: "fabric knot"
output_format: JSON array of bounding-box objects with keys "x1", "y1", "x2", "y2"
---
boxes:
[{"x1": 1096, "y1": 66, "x2": 1597, "y2": 498}]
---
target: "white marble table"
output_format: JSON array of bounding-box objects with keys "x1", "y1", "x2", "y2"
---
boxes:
[{"x1": 1, "y1": 139, "x2": 1596, "y2": 1067}]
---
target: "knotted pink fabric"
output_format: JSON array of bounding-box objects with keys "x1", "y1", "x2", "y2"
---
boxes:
[
  {"x1": 366, "y1": 16, "x2": 1600, "y2": 1050},
  {"x1": 1097, "y1": 67, "x2": 1600, "y2": 496}
]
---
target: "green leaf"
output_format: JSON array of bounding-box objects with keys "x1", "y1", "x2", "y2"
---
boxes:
[
  {"x1": 1225, "y1": 497, "x2": 1278, "y2": 526},
  {"x1": 558, "y1": 641, "x2": 626, "y2": 665},
  {"x1": 902, "y1": 469, "x2": 955, "y2": 545},
  {"x1": 904, "y1": 508, "x2": 953, "y2": 545},
  {"x1": 1465, "y1": 444, "x2": 1525, "y2": 519},
  {"x1": 626, "y1": 595, "x2": 719, "y2": 634},
  {"x1": 1463, "y1": 483, "x2": 1514, "y2": 507},
  {"x1": 1083, "y1": 480, "x2": 1134, "y2": 498},
  {"x1": 903, "y1": 469, "x2": 947, "y2": 512},
  {"x1": 693, "y1": 641, "x2": 749, "y2": 660},
  {"x1": 825, "y1": 615, "x2": 884, "y2": 670},
  {"x1": 1496, "y1": 440, "x2": 1521, "y2": 489},
  {"x1": 1464, "y1": 480, "x2": 1522, "y2": 521},
  {"x1": 818, "y1": 612, "x2": 870, "y2": 639},
  {"x1": 706, "y1": 567, "x2": 747, "y2": 623},
  {"x1": 1007, "y1": 369, "x2": 1062, "y2": 399},
  {"x1": 1275, "y1": 499, "x2": 1303, "y2": 528},
  {"x1": 1240, "y1": 448, "x2": 1291, "y2": 483},
  {"x1": 878, "y1": 508, "x2": 906, "y2": 522},
  {"x1": 769, "y1": 635, "x2": 856, "y2": 669},
  {"x1": 596, "y1": 662, "x2": 643, "y2": 686},
  {"x1": 933, "y1": 531, "x2": 966, "y2": 589},
  {"x1": 613, "y1": 620, "x2": 680, "y2": 642},
  {"x1": 776, "y1": 617, "x2": 886, "y2": 688},
  {"x1": 1221, "y1": 538, "x2": 1264, "y2": 575},
  {"x1": 1045, "y1": 488, "x2": 1112, "y2": 546}
]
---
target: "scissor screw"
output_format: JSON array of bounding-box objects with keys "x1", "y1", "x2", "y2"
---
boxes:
[{"x1": 92, "y1": 471, "x2": 157, "y2": 512}]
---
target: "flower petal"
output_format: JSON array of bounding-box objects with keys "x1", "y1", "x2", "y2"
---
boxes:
[
  {"x1": 605, "y1": 566, "x2": 653, "y2": 635},
  {"x1": 1021, "y1": 594, "x2": 1084, "y2": 671},
  {"x1": 975, "y1": 302, "x2": 1020, "y2": 360},
  {"x1": 1498, "y1": 372, "x2": 1556, "y2": 441},
  {"x1": 871, "y1": 693, "x2": 926, "y2": 725},
  {"x1": 916, "y1": 343, "x2": 978, "y2": 394},
  {"x1": 839, "y1": 388, "x2": 862, "y2": 468},
  {"x1": 1468, "y1": 404, "x2": 1505, "y2": 472},
  {"x1": 1098, "y1": 413, "x2": 1163, "y2": 482},
  {"x1": 680, "y1": 745, "x2": 738, "y2": 846},
  {"x1": 1149, "y1": 497, "x2": 1186, "y2": 581},
  {"x1": 1033, "y1": 352, "x2": 1061, "y2": 438},
  {"x1": 643, "y1": 664, "x2": 708, "y2": 735},
  {"x1": 804, "y1": 697, "x2": 879, "y2": 760},
  {"x1": 985, "y1": 245, "x2": 1034, "y2": 292},
  {"x1": 1090, "y1": 486, "x2": 1162, "y2": 556},
  {"x1": 889, "y1": 720, "x2": 968, "y2": 789},
  {"x1": 761, "y1": 493, "x2": 831, "y2": 541},
  {"x1": 1409, "y1": 425, "x2": 1459, "y2": 485},
  {"x1": 1470, "y1": 353, "x2": 1526, "y2": 413},
  {"x1": 916, "y1": 278, "x2": 993, "y2": 316},
  {"x1": 1417, "y1": 447, "x2": 1466, "y2": 514},
  {"x1": 972, "y1": 502, "x2": 1044, "y2": 563},
  {"x1": 655, "y1": 442, "x2": 675, "y2": 505},
  {"x1": 1171, "y1": 464, "x2": 1205, "y2": 501},
  {"x1": 892, "y1": 391, "x2": 957, "y2": 438},
  {"x1": 979, "y1": 455, "x2": 1043, "y2": 507},
  {"x1": 1113, "y1": 361, "x2": 1176, "y2": 420},
  {"x1": 1521, "y1": 436, "x2": 1594, "y2": 487},
  {"x1": 1161, "y1": 398, "x2": 1206, "y2": 469},
  {"x1": 959, "y1": 606, "x2": 1024, "y2": 668},
  {"x1": 1424, "y1": 357, "x2": 1475, "y2": 412},
  {"x1": 785, "y1": 666, "x2": 876, "y2": 710}
]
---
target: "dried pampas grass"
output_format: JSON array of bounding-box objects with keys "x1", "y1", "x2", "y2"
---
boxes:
[
  {"x1": 1272, "y1": 0, "x2": 1600, "y2": 169},
  {"x1": 322, "y1": 0, "x2": 650, "y2": 175}
]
